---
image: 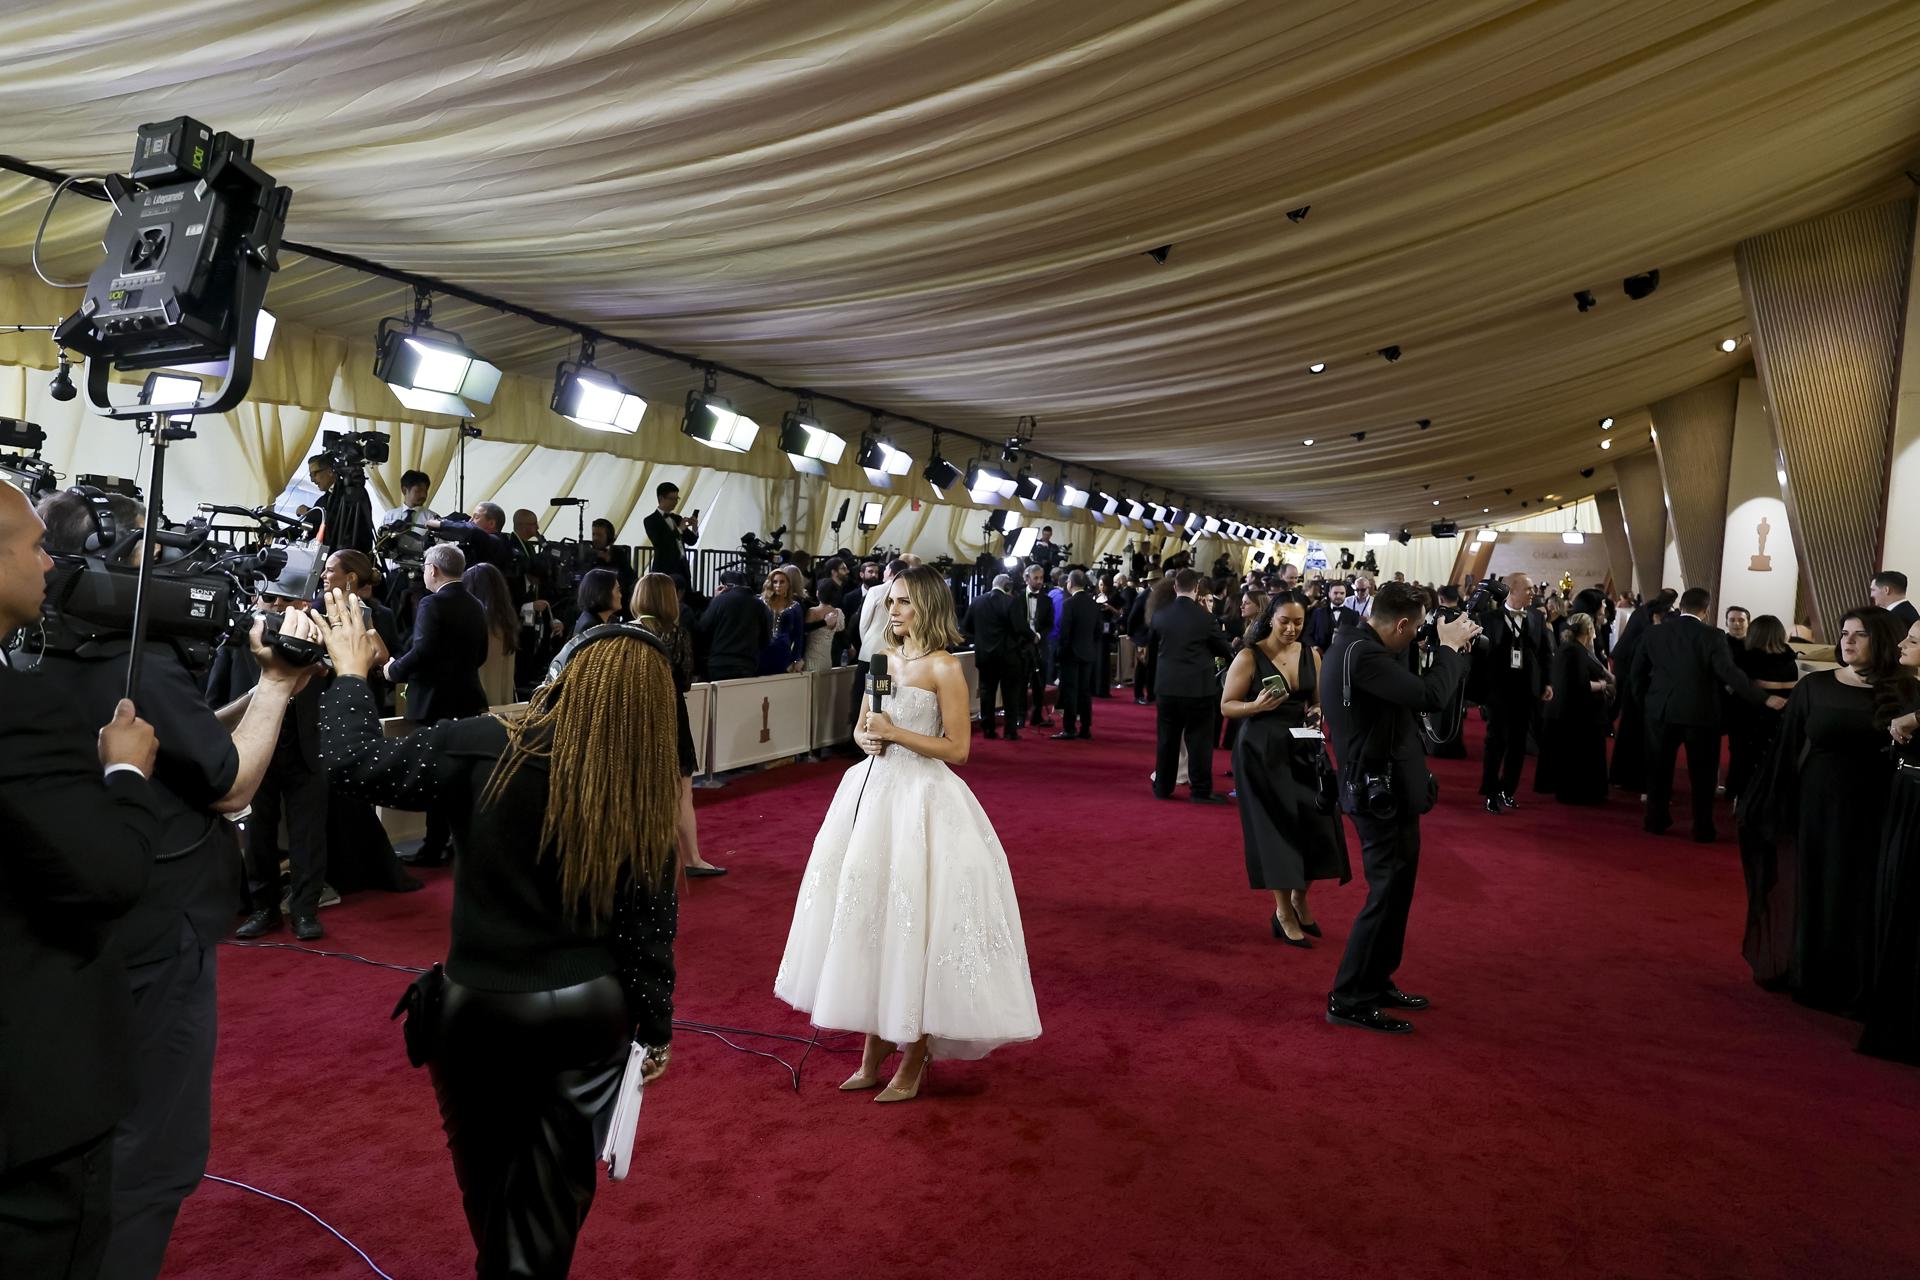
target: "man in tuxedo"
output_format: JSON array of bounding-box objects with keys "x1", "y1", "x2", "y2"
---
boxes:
[
  {"x1": 1322, "y1": 582, "x2": 1479, "y2": 1034},
  {"x1": 1871, "y1": 570, "x2": 1916, "y2": 629},
  {"x1": 1021, "y1": 564, "x2": 1058, "y2": 728},
  {"x1": 1306, "y1": 580, "x2": 1357, "y2": 654},
  {"x1": 697, "y1": 569, "x2": 771, "y2": 683},
  {"x1": 1148, "y1": 567, "x2": 1233, "y2": 798},
  {"x1": 0, "y1": 482, "x2": 163, "y2": 1280},
  {"x1": 965, "y1": 575, "x2": 1025, "y2": 739},
  {"x1": 429, "y1": 500, "x2": 516, "y2": 577},
  {"x1": 644, "y1": 482, "x2": 700, "y2": 579},
  {"x1": 1470, "y1": 573, "x2": 1555, "y2": 814},
  {"x1": 1053, "y1": 570, "x2": 1102, "y2": 740},
  {"x1": 1631, "y1": 586, "x2": 1784, "y2": 842},
  {"x1": 589, "y1": 517, "x2": 639, "y2": 609},
  {"x1": 385, "y1": 543, "x2": 489, "y2": 865}
]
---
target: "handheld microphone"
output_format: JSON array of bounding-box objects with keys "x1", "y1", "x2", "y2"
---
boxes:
[
  {"x1": 868, "y1": 652, "x2": 892, "y2": 713},
  {"x1": 549, "y1": 497, "x2": 588, "y2": 507}
]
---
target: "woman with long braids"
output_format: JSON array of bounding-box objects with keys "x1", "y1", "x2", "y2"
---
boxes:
[
  {"x1": 302, "y1": 590, "x2": 679, "y2": 1278},
  {"x1": 776, "y1": 566, "x2": 1040, "y2": 1102}
]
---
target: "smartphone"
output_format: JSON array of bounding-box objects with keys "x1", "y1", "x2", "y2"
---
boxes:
[{"x1": 1260, "y1": 672, "x2": 1290, "y2": 698}]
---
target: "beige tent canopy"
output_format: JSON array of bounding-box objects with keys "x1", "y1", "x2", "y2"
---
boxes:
[{"x1": 2, "y1": 0, "x2": 1918, "y2": 538}]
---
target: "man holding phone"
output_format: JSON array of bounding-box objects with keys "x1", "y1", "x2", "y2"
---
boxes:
[{"x1": 644, "y1": 482, "x2": 699, "y2": 580}]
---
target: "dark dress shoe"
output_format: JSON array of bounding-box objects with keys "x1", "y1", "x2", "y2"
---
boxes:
[
  {"x1": 1326, "y1": 1002, "x2": 1415, "y2": 1034},
  {"x1": 1075, "y1": 731, "x2": 1091, "y2": 740},
  {"x1": 685, "y1": 864, "x2": 729, "y2": 878},
  {"x1": 1134, "y1": 696, "x2": 1149, "y2": 705},
  {"x1": 234, "y1": 908, "x2": 282, "y2": 940},
  {"x1": 1051, "y1": 731, "x2": 1077, "y2": 740},
  {"x1": 1270, "y1": 914, "x2": 1313, "y2": 948},
  {"x1": 1484, "y1": 796, "x2": 1505, "y2": 815},
  {"x1": 1643, "y1": 819, "x2": 1672, "y2": 836},
  {"x1": 387, "y1": 874, "x2": 426, "y2": 893},
  {"x1": 400, "y1": 845, "x2": 448, "y2": 867},
  {"x1": 1379, "y1": 987, "x2": 1430, "y2": 1010},
  {"x1": 1034, "y1": 718, "x2": 1055, "y2": 728},
  {"x1": 1692, "y1": 828, "x2": 1718, "y2": 844},
  {"x1": 1499, "y1": 792, "x2": 1519, "y2": 810},
  {"x1": 291, "y1": 915, "x2": 325, "y2": 942},
  {"x1": 1191, "y1": 793, "x2": 1230, "y2": 805},
  {"x1": 1005, "y1": 731, "x2": 1021, "y2": 741},
  {"x1": 981, "y1": 730, "x2": 1000, "y2": 740}
]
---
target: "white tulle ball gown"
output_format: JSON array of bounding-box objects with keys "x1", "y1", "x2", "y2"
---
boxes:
[{"x1": 775, "y1": 683, "x2": 1041, "y2": 1060}]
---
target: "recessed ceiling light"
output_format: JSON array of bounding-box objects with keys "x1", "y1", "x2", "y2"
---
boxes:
[
  {"x1": 1776, "y1": 468, "x2": 1788, "y2": 486},
  {"x1": 1483, "y1": 507, "x2": 1490, "y2": 513},
  {"x1": 1431, "y1": 499, "x2": 1440, "y2": 506},
  {"x1": 1599, "y1": 417, "x2": 1614, "y2": 430},
  {"x1": 1600, "y1": 439, "x2": 1613, "y2": 450},
  {"x1": 1303, "y1": 438, "x2": 1314, "y2": 446},
  {"x1": 1719, "y1": 336, "x2": 1738, "y2": 353},
  {"x1": 1307, "y1": 362, "x2": 1326, "y2": 374}
]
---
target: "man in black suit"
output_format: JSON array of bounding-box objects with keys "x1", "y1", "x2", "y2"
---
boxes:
[
  {"x1": 965, "y1": 574, "x2": 1025, "y2": 739},
  {"x1": 1322, "y1": 582, "x2": 1479, "y2": 1034},
  {"x1": 386, "y1": 542, "x2": 490, "y2": 865},
  {"x1": 696, "y1": 570, "x2": 770, "y2": 682},
  {"x1": 1469, "y1": 572, "x2": 1556, "y2": 814},
  {"x1": 1306, "y1": 579, "x2": 1357, "y2": 655},
  {"x1": 1052, "y1": 570, "x2": 1102, "y2": 739},
  {"x1": 1631, "y1": 586, "x2": 1784, "y2": 842},
  {"x1": 644, "y1": 482, "x2": 700, "y2": 579},
  {"x1": 1871, "y1": 569, "x2": 1917, "y2": 629},
  {"x1": 428, "y1": 501, "x2": 516, "y2": 576},
  {"x1": 1148, "y1": 567, "x2": 1233, "y2": 798},
  {"x1": 1021, "y1": 564, "x2": 1058, "y2": 728},
  {"x1": 0, "y1": 482, "x2": 163, "y2": 1280}
]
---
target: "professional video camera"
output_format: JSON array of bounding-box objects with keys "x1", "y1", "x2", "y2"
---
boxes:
[
  {"x1": 1097, "y1": 552, "x2": 1124, "y2": 572},
  {"x1": 318, "y1": 428, "x2": 390, "y2": 481},
  {"x1": 736, "y1": 525, "x2": 787, "y2": 582},
  {"x1": 1463, "y1": 574, "x2": 1509, "y2": 617},
  {"x1": 0, "y1": 417, "x2": 57, "y2": 503}
]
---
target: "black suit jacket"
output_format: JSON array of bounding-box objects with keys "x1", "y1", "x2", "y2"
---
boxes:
[
  {"x1": 965, "y1": 589, "x2": 1020, "y2": 660},
  {"x1": 1057, "y1": 590, "x2": 1103, "y2": 664},
  {"x1": 0, "y1": 666, "x2": 162, "y2": 1171},
  {"x1": 390, "y1": 580, "x2": 491, "y2": 722},
  {"x1": 1321, "y1": 625, "x2": 1468, "y2": 817},
  {"x1": 1631, "y1": 612, "x2": 1764, "y2": 727},
  {"x1": 1021, "y1": 586, "x2": 1056, "y2": 644},
  {"x1": 1149, "y1": 596, "x2": 1231, "y2": 696},
  {"x1": 1306, "y1": 602, "x2": 1357, "y2": 652},
  {"x1": 644, "y1": 509, "x2": 698, "y2": 577},
  {"x1": 1891, "y1": 599, "x2": 1919, "y2": 630},
  {"x1": 204, "y1": 641, "x2": 324, "y2": 768},
  {"x1": 1468, "y1": 603, "x2": 1554, "y2": 704},
  {"x1": 696, "y1": 585, "x2": 771, "y2": 675},
  {"x1": 437, "y1": 521, "x2": 516, "y2": 576}
]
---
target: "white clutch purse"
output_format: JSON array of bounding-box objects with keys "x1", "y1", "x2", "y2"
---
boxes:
[{"x1": 600, "y1": 1041, "x2": 648, "y2": 1181}]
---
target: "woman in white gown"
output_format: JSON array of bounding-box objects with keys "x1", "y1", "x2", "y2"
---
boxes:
[{"x1": 775, "y1": 565, "x2": 1041, "y2": 1101}]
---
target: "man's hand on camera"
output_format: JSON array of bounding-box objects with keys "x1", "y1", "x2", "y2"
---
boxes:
[
  {"x1": 98, "y1": 698, "x2": 158, "y2": 777},
  {"x1": 319, "y1": 588, "x2": 383, "y2": 681},
  {"x1": 1436, "y1": 613, "x2": 1481, "y2": 651},
  {"x1": 249, "y1": 616, "x2": 318, "y2": 686}
]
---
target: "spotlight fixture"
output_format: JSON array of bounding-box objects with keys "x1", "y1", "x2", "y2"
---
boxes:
[
  {"x1": 1623, "y1": 270, "x2": 1660, "y2": 300},
  {"x1": 1416, "y1": 418, "x2": 1431, "y2": 431},
  {"x1": 1431, "y1": 499, "x2": 1440, "y2": 506},
  {"x1": 1010, "y1": 527, "x2": 1040, "y2": 557},
  {"x1": 1599, "y1": 416, "x2": 1614, "y2": 430},
  {"x1": 1777, "y1": 467, "x2": 1788, "y2": 486},
  {"x1": 1059, "y1": 477, "x2": 1090, "y2": 510},
  {"x1": 681, "y1": 369, "x2": 759, "y2": 453},
  {"x1": 1482, "y1": 507, "x2": 1491, "y2": 514},
  {"x1": 986, "y1": 509, "x2": 1025, "y2": 534},
  {"x1": 1600, "y1": 438, "x2": 1612, "y2": 450},
  {"x1": 1184, "y1": 511, "x2": 1205, "y2": 532},
  {"x1": 1144, "y1": 245, "x2": 1172, "y2": 265},
  {"x1": 553, "y1": 343, "x2": 647, "y2": 435},
  {"x1": 1579, "y1": 466, "x2": 1595, "y2": 479},
  {"x1": 1574, "y1": 290, "x2": 1598, "y2": 312},
  {"x1": 1303, "y1": 438, "x2": 1315, "y2": 446},
  {"x1": 1561, "y1": 527, "x2": 1586, "y2": 545},
  {"x1": 1397, "y1": 529, "x2": 1412, "y2": 545},
  {"x1": 1286, "y1": 206, "x2": 1311, "y2": 223},
  {"x1": 922, "y1": 433, "x2": 962, "y2": 493},
  {"x1": 1378, "y1": 346, "x2": 1401, "y2": 363},
  {"x1": 1350, "y1": 431, "x2": 1366, "y2": 442},
  {"x1": 778, "y1": 400, "x2": 845, "y2": 471},
  {"x1": 856, "y1": 430, "x2": 913, "y2": 479},
  {"x1": 857, "y1": 500, "x2": 883, "y2": 531},
  {"x1": 374, "y1": 294, "x2": 502, "y2": 418},
  {"x1": 1092, "y1": 489, "x2": 1120, "y2": 517},
  {"x1": 48, "y1": 350, "x2": 77, "y2": 402},
  {"x1": 1017, "y1": 471, "x2": 1050, "y2": 503},
  {"x1": 1363, "y1": 531, "x2": 1390, "y2": 546},
  {"x1": 138, "y1": 371, "x2": 203, "y2": 413},
  {"x1": 1476, "y1": 528, "x2": 1499, "y2": 543},
  {"x1": 1001, "y1": 416, "x2": 1037, "y2": 464},
  {"x1": 966, "y1": 459, "x2": 1015, "y2": 502},
  {"x1": 1308, "y1": 362, "x2": 1327, "y2": 374},
  {"x1": 1718, "y1": 336, "x2": 1739, "y2": 353}
]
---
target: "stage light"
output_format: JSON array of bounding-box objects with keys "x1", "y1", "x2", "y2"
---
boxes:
[
  {"x1": 1122, "y1": 498, "x2": 1144, "y2": 520},
  {"x1": 375, "y1": 320, "x2": 502, "y2": 418},
  {"x1": 967, "y1": 460, "x2": 1015, "y2": 502},
  {"x1": 923, "y1": 442, "x2": 962, "y2": 493},
  {"x1": 1185, "y1": 512, "x2": 1204, "y2": 532},
  {"x1": 139, "y1": 372, "x2": 202, "y2": 412},
  {"x1": 681, "y1": 387, "x2": 758, "y2": 452},
  {"x1": 1363, "y1": 531, "x2": 1390, "y2": 546},
  {"x1": 1431, "y1": 499, "x2": 1440, "y2": 506},
  {"x1": 1286, "y1": 206, "x2": 1310, "y2": 223},
  {"x1": 1719, "y1": 336, "x2": 1739, "y2": 353},
  {"x1": 1600, "y1": 416, "x2": 1614, "y2": 430},
  {"x1": 857, "y1": 433, "x2": 913, "y2": 479},
  {"x1": 1623, "y1": 270, "x2": 1660, "y2": 300},
  {"x1": 1483, "y1": 507, "x2": 1490, "y2": 513},
  {"x1": 1203, "y1": 515, "x2": 1222, "y2": 534},
  {"x1": 1303, "y1": 438, "x2": 1314, "y2": 446},
  {"x1": 1416, "y1": 418, "x2": 1431, "y2": 431},
  {"x1": 858, "y1": 500, "x2": 883, "y2": 530},
  {"x1": 1059, "y1": 481, "x2": 1089, "y2": 510},
  {"x1": 1397, "y1": 528, "x2": 1412, "y2": 545},
  {"x1": 1574, "y1": 290, "x2": 1598, "y2": 312},
  {"x1": 1476, "y1": 528, "x2": 1498, "y2": 543},
  {"x1": 1308, "y1": 361, "x2": 1327, "y2": 374},
  {"x1": 1144, "y1": 245, "x2": 1172, "y2": 265},
  {"x1": 1018, "y1": 472, "x2": 1050, "y2": 503},
  {"x1": 777, "y1": 412, "x2": 844, "y2": 474},
  {"x1": 1600, "y1": 438, "x2": 1612, "y2": 450},
  {"x1": 1378, "y1": 346, "x2": 1401, "y2": 363},
  {"x1": 1011, "y1": 527, "x2": 1039, "y2": 556},
  {"x1": 1092, "y1": 490, "x2": 1120, "y2": 516},
  {"x1": 555, "y1": 360, "x2": 648, "y2": 435},
  {"x1": 1351, "y1": 431, "x2": 1366, "y2": 442},
  {"x1": 1777, "y1": 468, "x2": 1788, "y2": 486},
  {"x1": 1562, "y1": 528, "x2": 1585, "y2": 545}
]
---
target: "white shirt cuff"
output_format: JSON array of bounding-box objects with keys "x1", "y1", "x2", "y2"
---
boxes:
[{"x1": 103, "y1": 762, "x2": 148, "y2": 782}]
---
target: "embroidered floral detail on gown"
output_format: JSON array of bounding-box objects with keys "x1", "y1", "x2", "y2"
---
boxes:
[{"x1": 775, "y1": 683, "x2": 1041, "y2": 1060}]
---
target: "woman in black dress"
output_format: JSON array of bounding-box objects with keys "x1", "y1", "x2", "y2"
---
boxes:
[
  {"x1": 1727, "y1": 615, "x2": 1801, "y2": 799},
  {"x1": 1609, "y1": 590, "x2": 1675, "y2": 791},
  {"x1": 1221, "y1": 596, "x2": 1349, "y2": 946},
  {"x1": 1544, "y1": 611, "x2": 1613, "y2": 804},
  {"x1": 1763, "y1": 607, "x2": 1906, "y2": 1015},
  {"x1": 574, "y1": 566, "x2": 623, "y2": 637},
  {"x1": 1859, "y1": 618, "x2": 1920, "y2": 1063}
]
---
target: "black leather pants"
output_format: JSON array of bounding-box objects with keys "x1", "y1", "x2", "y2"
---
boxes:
[{"x1": 429, "y1": 976, "x2": 629, "y2": 1280}]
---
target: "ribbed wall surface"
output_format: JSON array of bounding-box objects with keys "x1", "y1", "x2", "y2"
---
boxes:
[
  {"x1": 1596, "y1": 487, "x2": 1634, "y2": 593},
  {"x1": 1737, "y1": 197, "x2": 1915, "y2": 637},
  {"x1": 1650, "y1": 376, "x2": 1741, "y2": 603},
  {"x1": 1612, "y1": 452, "x2": 1669, "y2": 598}
]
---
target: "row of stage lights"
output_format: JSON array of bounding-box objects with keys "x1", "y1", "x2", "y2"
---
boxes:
[{"x1": 369, "y1": 293, "x2": 1293, "y2": 542}]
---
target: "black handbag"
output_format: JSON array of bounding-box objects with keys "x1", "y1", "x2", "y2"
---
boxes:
[{"x1": 391, "y1": 963, "x2": 448, "y2": 1068}]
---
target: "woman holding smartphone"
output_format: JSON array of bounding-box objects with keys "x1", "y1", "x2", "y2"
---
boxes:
[{"x1": 1221, "y1": 595, "x2": 1350, "y2": 946}]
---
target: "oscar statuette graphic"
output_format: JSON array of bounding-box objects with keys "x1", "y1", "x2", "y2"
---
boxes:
[
  {"x1": 760, "y1": 695, "x2": 772, "y2": 744},
  {"x1": 1749, "y1": 515, "x2": 1773, "y2": 572}
]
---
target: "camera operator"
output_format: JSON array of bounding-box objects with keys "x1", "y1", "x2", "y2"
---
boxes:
[
  {"x1": 0, "y1": 483, "x2": 164, "y2": 1280},
  {"x1": 1321, "y1": 581, "x2": 1479, "y2": 1035},
  {"x1": 298, "y1": 452, "x2": 374, "y2": 556},
  {"x1": 382, "y1": 468, "x2": 439, "y2": 534},
  {"x1": 30, "y1": 487, "x2": 315, "y2": 1277},
  {"x1": 428, "y1": 501, "x2": 516, "y2": 576}
]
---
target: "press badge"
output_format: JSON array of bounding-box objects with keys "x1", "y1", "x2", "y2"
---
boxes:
[{"x1": 1510, "y1": 647, "x2": 1524, "y2": 670}]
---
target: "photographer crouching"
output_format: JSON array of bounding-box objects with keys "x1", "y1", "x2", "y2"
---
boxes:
[
  {"x1": 301, "y1": 590, "x2": 678, "y2": 1278},
  {"x1": 27, "y1": 487, "x2": 316, "y2": 1277},
  {"x1": 0, "y1": 483, "x2": 164, "y2": 1280},
  {"x1": 1322, "y1": 581, "x2": 1480, "y2": 1035}
]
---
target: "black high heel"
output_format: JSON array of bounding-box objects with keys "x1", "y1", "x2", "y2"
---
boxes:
[
  {"x1": 1270, "y1": 912, "x2": 1313, "y2": 948},
  {"x1": 1300, "y1": 921, "x2": 1323, "y2": 938}
]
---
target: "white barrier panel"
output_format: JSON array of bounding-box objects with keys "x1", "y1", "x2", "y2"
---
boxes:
[
  {"x1": 1116, "y1": 638, "x2": 1138, "y2": 685},
  {"x1": 709, "y1": 672, "x2": 814, "y2": 771},
  {"x1": 955, "y1": 649, "x2": 979, "y2": 719},
  {"x1": 809, "y1": 666, "x2": 859, "y2": 749},
  {"x1": 685, "y1": 683, "x2": 712, "y2": 774}
]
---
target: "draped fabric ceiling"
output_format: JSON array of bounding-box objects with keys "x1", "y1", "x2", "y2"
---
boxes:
[{"x1": 2, "y1": 0, "x2": 1919, "y2": 539}]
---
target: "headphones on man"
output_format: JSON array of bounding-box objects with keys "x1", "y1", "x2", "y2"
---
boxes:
[
  {"x1": 67, "y1": 484, "x2": 119, "y2": 554},
  {"x1": 544, "y1": 621, "x2": 670, "y2": 686}
]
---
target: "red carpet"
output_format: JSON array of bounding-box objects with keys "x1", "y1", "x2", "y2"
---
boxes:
[{"x1": 162, "y1": 701, "x2": 1920, "y2": 1279}]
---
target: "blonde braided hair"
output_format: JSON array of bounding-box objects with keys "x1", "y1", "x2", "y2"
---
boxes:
[{"x1": 480, "y1": 634, "x2": 680, "y2": 922}]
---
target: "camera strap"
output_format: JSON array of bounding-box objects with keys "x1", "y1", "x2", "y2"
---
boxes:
[{"x1": 1341, "y1": 631, "x2": 1395, "y2": 769}]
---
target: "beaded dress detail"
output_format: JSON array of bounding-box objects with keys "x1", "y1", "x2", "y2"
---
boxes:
[{"x1": 775, "y1": 683, "x2": 1041, "y2": 1060}]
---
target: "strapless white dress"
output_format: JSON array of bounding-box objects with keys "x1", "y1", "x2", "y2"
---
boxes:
[{"x1": 775, "y1": 684, "x2": 1041, "y2": 1060}]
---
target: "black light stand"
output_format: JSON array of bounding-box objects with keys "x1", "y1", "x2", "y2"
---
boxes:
[
  {"x1": 123, "y1": 411, "x2": 197, "y2": 698},
  {"x1": 455, "y1": 423, "x2": 481, "y2": 513}
]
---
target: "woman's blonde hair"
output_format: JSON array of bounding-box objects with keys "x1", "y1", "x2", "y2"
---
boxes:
[
  {"x1": 890, "y1": 565, "x2": 964, "y2": 657},
  {"x1": 480, "y1": 634, "x2": 680, "y2": 920},
  {"x1": 633, "y1": 572, "x2": 680, "y2": 630},
  {"x1": 763, "y1": 568, "x2": 792, "y2": 606},
  {"x1": 1567, "y1": 611, "x2": 1595, "y2": 643}
]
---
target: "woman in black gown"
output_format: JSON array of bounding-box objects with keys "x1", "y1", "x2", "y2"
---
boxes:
[
  {"x1": 1859, "y1": 618, "x2": 1920, "y2": 1063},
  {"x1": 1727, "y1": 615, "x2": 1801, "y2": 800},
  {"x1": 1545, "y1": 611, "x2": 1613, "y2": 804},
  {"x1": 1608, "y1": 590, "x2": 1675, "y2": 792},
  {"x1": 1222, "y1": 596, "x2": 1349, "y2": 946},
  {"x1": 1763, "y1": 607, "x2": 1906, "y2": 1016}
]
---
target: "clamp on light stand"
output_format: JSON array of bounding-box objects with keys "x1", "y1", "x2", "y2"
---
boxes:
[
  {"x1": 455, "y1": 422, "x2": 482, "y2": 513},
  {"x1": 122, "y1": 374, "x2": 202, "y2": 698}
]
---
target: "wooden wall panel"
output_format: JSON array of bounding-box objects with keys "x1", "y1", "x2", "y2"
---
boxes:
[
  {"x1": 1611, "y1": 453, "x2": 1668, "y2": 598},
  {"x1": 1595, "y1": 486, "x2": 1633, "y2": 593},
  {"x1": 1737, "y1": 196, "x2": 1915, "y2": 637},
  {"x1": 1649, "y1": 376, "x2": 1740, "y2": 603}
]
